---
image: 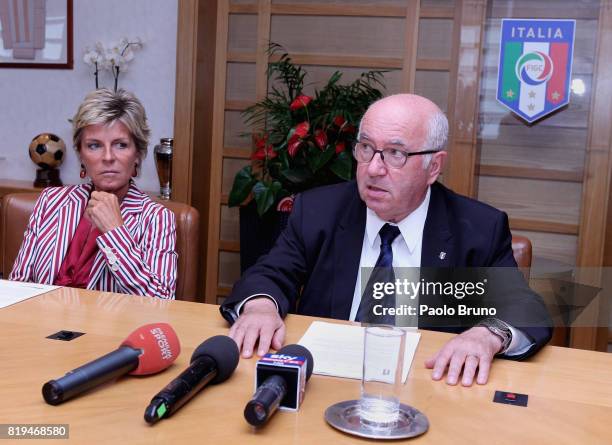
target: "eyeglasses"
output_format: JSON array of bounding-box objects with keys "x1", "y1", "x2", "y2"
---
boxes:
[{"x1": 352, "y1": 141, "x2": 439, "y2": 169}]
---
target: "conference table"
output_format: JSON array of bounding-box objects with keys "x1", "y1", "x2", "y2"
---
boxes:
[{"x1": 1, "y1": 287, "x2": 611, "y2": 444}]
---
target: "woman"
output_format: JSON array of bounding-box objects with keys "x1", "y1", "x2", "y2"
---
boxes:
[{"x1": 10, "y1": 88, "x2": 177, "y2": 299}]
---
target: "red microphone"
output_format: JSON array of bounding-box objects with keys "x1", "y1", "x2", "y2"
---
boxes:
[{"x1": 42, "y1": 323, "x2": 180, "y2": 405}]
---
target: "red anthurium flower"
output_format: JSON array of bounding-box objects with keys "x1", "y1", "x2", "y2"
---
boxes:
[
  {"x1": 314, "y1": 129, "x2": 328, "y2": 150},
  {"x1": 254, "y1": 133, "x2": 268, "y2": 149},
  {"x1": 251, "y1": 145, "x2": 277, "y2": 160},
  {"x1": 335, "y1": 141, "x2": 346, "y2": 154},
  {"x1": 288, "y1": 136, "x2": 303, "y2": 157},
  {"x1": 290, "y1": 95, "x2": 313, "y2": 111},
  {"x1": 343, "y1": 124, "x2": 356, "y2": 134},
  {"x1": 293, "y1": 121, "x2": 310, "y2": 138},
  {"x1": 333, "y1": 115, "x2": 346, "y2": 127},
  {"x1": 287, "y1": 121, "x2": 310, "y2": 157}
]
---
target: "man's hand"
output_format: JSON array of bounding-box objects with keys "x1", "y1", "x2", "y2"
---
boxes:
[
  {"x1": 424, "y1": 327, "x2": 502, "y2": 386},
  {"x1": 86, "y1": 191, "x2": 124, "y2": 233},
  {"x1": 229, "y1": 297, "x2": 285, "y2": 358}
]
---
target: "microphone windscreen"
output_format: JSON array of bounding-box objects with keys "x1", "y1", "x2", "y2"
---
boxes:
[
  {"x1": 279, "y1": 344, "x2": 314, "y2": 380},
  {"x1": 192, "y1": 335, "x2": 239, "y2": 384},
  {"x1": 121, "y1": 323, "x2": 181, "y2": 375}
]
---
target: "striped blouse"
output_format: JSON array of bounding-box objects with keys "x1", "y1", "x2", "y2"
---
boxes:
[{"x1": 9, "y1": 182, "x2": 177, "y2": 299}]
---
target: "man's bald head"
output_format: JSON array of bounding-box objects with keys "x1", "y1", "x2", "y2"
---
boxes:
[{"x1": 359, "y1": 94, "x2": 448, "y2": 153}]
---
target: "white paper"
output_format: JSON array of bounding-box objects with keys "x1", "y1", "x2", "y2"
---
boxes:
[
  {"x1": 0, "y1": 279, "x2": 58, "y2": 308},
  {"x1": 298, "y1": 321, "x2": 421, "y2": 383}
]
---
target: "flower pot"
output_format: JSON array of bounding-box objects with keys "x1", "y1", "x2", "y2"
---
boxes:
[{"x1": 239, "y1": 200, "x2": 291, "y2": 273}]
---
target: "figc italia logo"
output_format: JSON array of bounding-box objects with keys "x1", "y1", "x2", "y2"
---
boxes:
[{"x1": 497, "y1": 19, "x2": 575, "y2": 123}]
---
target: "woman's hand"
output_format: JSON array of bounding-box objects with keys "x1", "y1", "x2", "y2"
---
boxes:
[{"x1": 86, "y1": 191, "x2": 124, "y2": 233}]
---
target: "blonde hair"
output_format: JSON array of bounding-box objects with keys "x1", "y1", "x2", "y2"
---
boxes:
[{"x1": 72, "y1": 88, "x2": 150, "y2": 159}]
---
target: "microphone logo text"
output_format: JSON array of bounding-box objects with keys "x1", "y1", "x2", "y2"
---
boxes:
[{"x1": 150, "y1": 327, "x2": 173, "y2": 360}]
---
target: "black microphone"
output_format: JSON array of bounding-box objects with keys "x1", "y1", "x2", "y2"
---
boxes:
[
  {"x1": 244, "y1": 344, "x2": 314, "y2": 427},
  {"x1": 144, "y1": 335, "x2": 239, "y2": 424}
]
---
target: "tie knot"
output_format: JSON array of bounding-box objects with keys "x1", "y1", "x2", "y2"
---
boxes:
[{"x1": 379, "y1": 223, "x2": 400, "y2": 246}]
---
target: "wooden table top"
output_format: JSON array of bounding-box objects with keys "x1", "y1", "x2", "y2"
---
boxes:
[{"x1": 1, "y1": 287, "x2": 611, "y2": 444}]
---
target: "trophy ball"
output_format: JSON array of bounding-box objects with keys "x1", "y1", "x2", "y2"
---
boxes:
[{"x1": 29, "y1": 133, "x2": 66, "y2": 170}]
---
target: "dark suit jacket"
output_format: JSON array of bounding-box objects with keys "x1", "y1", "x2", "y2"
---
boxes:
[{"x1": 221, "y1": 181, "x2": 552, "y2": 359}]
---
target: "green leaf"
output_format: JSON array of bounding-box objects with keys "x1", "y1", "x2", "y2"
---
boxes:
[
  {"x1": 253, "y1": 181, "x2": 282, "y2": 216},
  {"x1": 309, "y1": 145, "x2": 336, "y2": 173},
  {"x1": 228, "y1": 166, "x2": 256, "y2": 207},
  {"x1": 329, "y1": 151, "x2": 353, "y2": 181},
  {"x1": 280, "y1": 167, "x2": 310, "y2": 184}
]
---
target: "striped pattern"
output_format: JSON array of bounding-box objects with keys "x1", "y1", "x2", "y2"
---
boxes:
[{"x1": 9, "y1": 182, "x2": 177, "y2": 299}]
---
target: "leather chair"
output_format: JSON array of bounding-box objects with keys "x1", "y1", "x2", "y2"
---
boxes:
[
  {"x1": 511, "y1": 234, "x2": 532, "y2": 280},
  {"x1": 0, "y1": 192, "x2": 199, "y2": 301}
]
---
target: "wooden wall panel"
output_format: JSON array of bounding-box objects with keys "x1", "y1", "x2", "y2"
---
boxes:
[
  {"x1": 480, "y1": 124, "x2": 588, "y2": 151},
  {"x1": 417, "y1": 19, "x2": 454, "y2": 59},
  {"x1": 222, "y1": 158, "x2": 250, "y2": 196},
  {"x1": 172, "y1": 0, "x2": 198, "y2": 204},
  {"x1": 270, "y1": 0, "x2": 410, "y2": 6},
  {"x1": 512, "y1": 230, "x2": 578, "y2": 266},
  {"x1": 606, "y1": 187, "x2": 612, "y2": 267},
  {"x1": 479, "y1": 129, "x2": 586, "y2": 172},
  {"x1": 477, "y1": 177, "x2": 582, "y2": 225},
  {"x1": 270, "y1": 16, "x2": 406, "y2": 57},
  {"x1": 202, "y1": 0, "x2": 230, "y2": 304},
  {"x1": 421, "y1": 0, "x2": 454, "y2": 7},
  {"x1": 443, "y1": 0, "x2": 488, "y2": 197},
  {"x1": 479, "y1": 146, "x2": 585, "y2": 178},
  {"x1": 224, "y1": 111, "x2": 251, "y2": 147},
  {"x1": 218, "y1": 251, "x2": 242, "y2": 287},
  {"x1": 226, "y1": 62, "x2": 257, "y2": 101},
  {"x1": 220, "y1": 205, "x2": 240, "y2": 242},
  {"x1": 489, "y1": 0, "x2": 600, "y2": 20},
  {"x1": 228, "y1": 14, "x2": 258, "y2": 52},
  {"x1": 414, "y1": 70, "x2": 450, "y2": 112},
  {"x1": 288, "y1": 67, "x2": 403, "y2": 97}
]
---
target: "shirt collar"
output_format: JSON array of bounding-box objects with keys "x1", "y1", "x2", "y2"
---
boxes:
[{"x1": 365, "y1": 186, "x2": 431, "y2": 253}]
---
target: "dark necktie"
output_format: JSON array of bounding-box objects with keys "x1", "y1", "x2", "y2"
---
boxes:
[{"x1": 356, "y1": 223, "x2": 401, "y2": 325}]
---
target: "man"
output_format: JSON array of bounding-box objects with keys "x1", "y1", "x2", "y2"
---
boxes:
[{"x1": 221, "y1": 94, "x2": 552, "y2": 387}]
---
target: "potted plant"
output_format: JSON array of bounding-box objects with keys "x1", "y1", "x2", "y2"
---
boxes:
[{"x1": 229, "y1": 44, "x2": 385, "y2": 271}]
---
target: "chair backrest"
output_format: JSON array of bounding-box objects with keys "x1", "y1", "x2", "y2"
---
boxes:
[
  {"x1": 1, "y1": 192, "x2": 199, "y2": 301},
  {"x1": 511, "y1": 234, "x2": 532, "y2": 280},
  {"x1": 153, "y1": 198, "x2": 200, "y2": 301},
  {"x1": 0, "y1": 193, "x2": 38, "y2": 281}
]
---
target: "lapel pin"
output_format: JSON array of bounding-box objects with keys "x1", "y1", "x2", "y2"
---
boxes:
[{"x1": 439, "y1": 251, "x2": 446, "y2": 260}]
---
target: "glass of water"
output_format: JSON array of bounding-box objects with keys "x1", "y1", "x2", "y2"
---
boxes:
[{"x1": 360, "y1": 325, "x2": 406, "y2": 429}]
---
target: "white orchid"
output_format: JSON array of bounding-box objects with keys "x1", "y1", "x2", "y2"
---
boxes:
[
  {"x1": 82, "y1": 37, "x2": 143, "y2": 91},
  {"x1": 83, "y1": 49, "x2": 98, "y2": 66}
]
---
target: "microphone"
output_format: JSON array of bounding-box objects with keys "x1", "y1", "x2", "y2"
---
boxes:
[
  {"x1": 244, "y1": 344, "x2": 314, "y2": 427},
  {"x1": 144, "y1": 335, "x2": 239, "y2": 424},
  {"x1": 42, "y1": 323, "x2": 180, "y2": 405}
]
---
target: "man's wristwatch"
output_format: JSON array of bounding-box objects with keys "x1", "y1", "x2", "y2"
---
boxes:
[{"x1": 476, "y1": 318, "x2": 512, "y2": 354}]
